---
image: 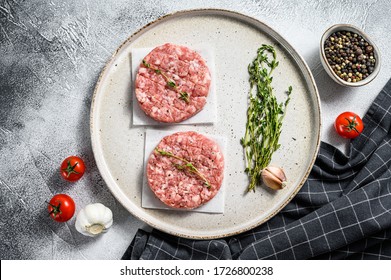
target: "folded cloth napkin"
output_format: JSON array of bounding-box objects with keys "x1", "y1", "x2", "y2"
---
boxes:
[{"x1": 122, "y1": 79, "x2": 391, "y2": 260}]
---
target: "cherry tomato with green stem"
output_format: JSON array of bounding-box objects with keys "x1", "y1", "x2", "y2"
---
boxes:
[
  {"x1": 60, "y1": 156, "x2": 85, "y2": 181},
  {"x1": 334, "y1": 112, "x2": 364, "y2": 139},
  {"x1": 47, "y1": 194, "x2": 75, "y2": 222}
]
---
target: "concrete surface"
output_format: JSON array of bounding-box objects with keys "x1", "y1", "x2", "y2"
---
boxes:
[{"x1": 1, "y1": 0, "x2": 390, "y2": 259}]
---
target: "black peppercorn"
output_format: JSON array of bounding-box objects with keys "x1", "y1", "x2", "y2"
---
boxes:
[{"x1": 366, "y1": 45, "x2": 373, "y2": 53}]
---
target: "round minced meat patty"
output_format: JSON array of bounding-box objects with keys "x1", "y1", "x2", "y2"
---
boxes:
[
  {"x1": 147, "y1": 131, "x2": 224, "y2": 209},
  {"x1": 135, "y1": 43, "x2": 211, "y2": 123}
]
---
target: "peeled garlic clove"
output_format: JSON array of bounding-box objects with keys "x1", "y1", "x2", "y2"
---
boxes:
[{"x1": 261, "y1": 166, "x2": 287, "y2": 190}]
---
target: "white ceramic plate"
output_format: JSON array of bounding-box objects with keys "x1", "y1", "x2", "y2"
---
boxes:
[{"x1": 90, "y1": 9, "x2": 321, "y2": 239}]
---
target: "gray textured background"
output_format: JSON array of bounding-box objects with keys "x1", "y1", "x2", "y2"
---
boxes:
[{"x1": 1, "y1": 0, "x2": 390, "y2": 260}]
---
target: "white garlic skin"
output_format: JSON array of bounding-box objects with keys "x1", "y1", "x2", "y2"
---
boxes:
[
  {"x1": 75, "y1": 203, "x2": 113, "y2": 237},
  {"x1": 261, "y1": 166, "x2": 287, "y2": 190}
]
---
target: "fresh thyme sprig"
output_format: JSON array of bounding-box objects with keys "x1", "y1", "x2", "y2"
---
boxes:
[
  {"x1": 178, "y1": 91, "x2": 190, "y2": 103},
  {"x1": 240, "y1": 45, "x2": 292, "y2": 192},
  {"x1": 155, "y1": 148, "x2": 211, "y2": 189},
  {"x1": 142, "y1": 60, "x2": 189, "y2": 103}
]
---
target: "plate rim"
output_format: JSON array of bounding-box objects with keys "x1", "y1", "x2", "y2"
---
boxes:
[{"x1": 90, "y1": 8, "x2": 322, "y2": 239}]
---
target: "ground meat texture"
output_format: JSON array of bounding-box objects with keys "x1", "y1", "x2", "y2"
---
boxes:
[
  {"x1": 147, "y1": 131, "x2": 224, "y2": 209},
  {"x1": 135, "y1": 43, "x2": 211, "y2": 123}
]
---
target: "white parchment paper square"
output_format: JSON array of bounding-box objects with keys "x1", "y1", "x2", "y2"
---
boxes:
[
  {"x1": 142, "y1": 128, "x2": 226, "y2": 213},
  {"x1": 131, "y1": 46, "x2": 217, "y2": 126}
]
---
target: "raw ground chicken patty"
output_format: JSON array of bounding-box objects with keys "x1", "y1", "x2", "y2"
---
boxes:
[
  {"x1": 147, "y1": 131, "x2": 224, "y2": 209},
  {"x1": 135, "y1": 43, "x2": 211, "y2": 123}
]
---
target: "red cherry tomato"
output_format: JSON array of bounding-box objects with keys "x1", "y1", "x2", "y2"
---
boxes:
[
  {"x1": 60, "y1": 156, "x2": 85, "y2": 181},
  {"x1": 334, "y1": 112, "x2": 364, "y2": 139},
  {"x1": 48, "y1": 194, "x2": 75, "y2": 222}
]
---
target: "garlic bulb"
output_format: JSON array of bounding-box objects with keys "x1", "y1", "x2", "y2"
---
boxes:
[
  {"x1": 75, "y1": 203, "x2": 113, "y2": 237},
  {"x1": 261, "y1": 166, "x2": 287, "y2": 190}
]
